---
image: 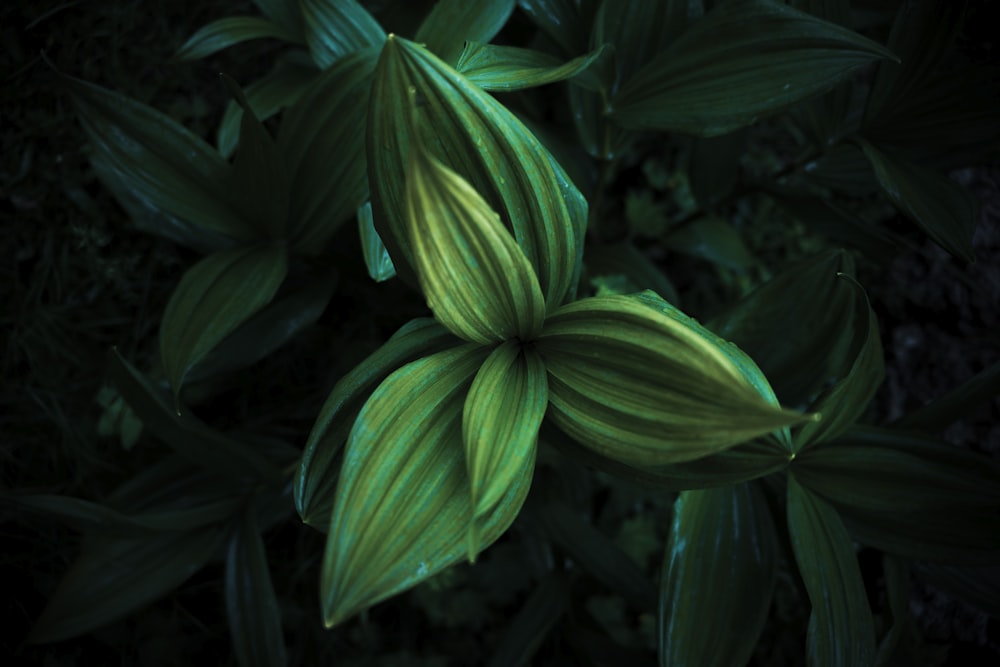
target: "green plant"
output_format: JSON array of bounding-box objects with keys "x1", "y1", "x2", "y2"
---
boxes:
[{"x1": 11, "y1": 0, "x2": 1000, "y2": 665}]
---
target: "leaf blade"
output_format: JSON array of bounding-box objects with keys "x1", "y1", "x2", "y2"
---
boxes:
[
  {"x1": 173, "y1": 16, "x2": 299, "y2": 61},
  {"x1": 415, "y1": 0, "x2": 516, "y2": 66}
]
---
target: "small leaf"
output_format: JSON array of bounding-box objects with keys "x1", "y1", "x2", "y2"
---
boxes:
[
  {"x1": 787, "y1": 474, "x2": 876, "y2": 667},
  {"x1": 322, "y1": 345, "x2": 532, "y2": 626},
  {"x1": 663, "y1": 217, "x2": 754, "y2": 271},
  {"x1": 300, "y1": 0, "x2": 384, "y2": 69},
  {"x1": 358, "y1": 201, "x2": 396, "y2": 282},
  {"x1": 538, "y1": 294, "x2": 804, "y2": 467},
  {"x1": 610, "y1": 0, "x2": 895, "y2": 136},
  {"x1": 486, "y1": 572, "x2": 572, "y2": 667},
  {"x1": 295, "y1": 318, "x2": 460, "y2": 527},
  {"x1": 160, "y1": 244, "x2": 288, "y2": 395},
  {"x1": 173, "y1": 16, "x2": 299, "y2": 61},
  {"x1": 406, "y1": 141, "x2": 546, "y2": 344},
  {"x1": 415, "y1": 0, "x2": 516, "y2": 66},
  {"x1": 859, "y1": 140, "x2": 977, "y2": 262},
  {"x1": 456, "y1": 41, "x2": 610, "y2": 92},
  {"x1": 660, "y1": 483, "x2": 777, "y2": 667},
  {"x1": 226, "y1": 505, "x2": 287, "y2": 667}
]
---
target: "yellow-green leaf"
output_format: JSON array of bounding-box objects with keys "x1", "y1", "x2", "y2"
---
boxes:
[{"x1": 406, "y1": 143, "x2": 546, "y2": 344}]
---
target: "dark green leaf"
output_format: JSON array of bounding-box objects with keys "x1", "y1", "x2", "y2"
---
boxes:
[
  {"x1": 300, "y1": 0, "x2": 384, "y2": 69},
  {"x1": 610, "y1": 0, "x2": 895, "y2": 136},
  {"x1": 894, "y1": 361, "x2": 1000, "y2": 432},
  {"x1": 252, "y1": 0, "x2": 304, "y2": 39},
  {"x1": 486, "y1": 572, "x2": 572, "y2": 667},
  {"x1": 516, "y1": 0, "x2": 591, "y2": 56},
  {"x1": 913, "y1": 562, "x2": 1000, "y2": 618},
  {"x1": 876, "y1": 555, "x2": 909, "y2": 666},
  {"x1": 787, "y1": 474, "x2": 876, "y2": 667},
  {"x1": 415, "y1": 0, "x2": 516, "y2": 66},
  {"x1": 456, "y1": 41, "x2": 610, "y2": 92},
  {"x1": 591, "y1": 0, "x2": 687, "y2": 93},
  {"x1": 226, "y1": 506, "x2": 287, "y2": 667},
  {"x1": 358, "y1": 201, "x2": 396, "y2": 282},
  {"x1": 768, "y1": 194, "x2": 899, "y2": 262},
  {"x1": 660, "y1": 483, "x2": 777, "y2": 667},
  {"x1": 663, "y1": 217, "x2": 754, "y2": 271},
  {"x1": 160, "y1": 244, "x2": 287, "y2": 395},
  {"x1": 583, "y1": 242, "x2": 680, "y2": 305},
  {"x1": 687, "y1": 130, "x2": 745, "y2": 207},
  {"x1": 295, "y1": 319, "x2": 460, "y2": 527},
  {"x1": 174, "y1": 16, "x2": 299, "y2": 61},
  {"x1": 800, "y1": 143, "x2": 879, "y2": 197}
]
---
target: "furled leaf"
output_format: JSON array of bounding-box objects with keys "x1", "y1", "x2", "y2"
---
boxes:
[
  {"x1": 160, "y1": 244, "x2": 288, "y2": 396},
  {"x1": 295, "y1": 318, "x2": 459, "y2": 527},
  {"x1": 300, "y1": 0, "x2": 384, "y2": 69},
  {"x1": 795, "y1": 426, "x2": 1000, "y2": 565},
  {"x1": 279, "y1": 49, "x2": 377, "y2": 253},
  {"x1": 28, "y1": 526, "x2": 224, "y2": 643},
  {"x1": 67, "y1": 75, "x2": 257, "y2": 242},
  {"x1": 226, "y1": 505, "x2": 287, "y2": 667},
  {"x1": 660, "y1": 483, "x2": 777, "y2": 667},
  {"x1": 610, "y1": 0, "x2": 895, "y2": 136},
  {"x1": 322, "y1": 345, "x2": 533, "y2": 626},
  {"x1": 456, "y1": 41, "x2": 609, "y2": 92},
  {"x1": 405, "y1": 140, "x2": 546, "y2": 344},
  {"x1": 894, "y1": 361, "x2": 1000, "y2": 432},
  {"x1": 486, "y1": 572, "x2": 572, "y2": 667},
  {"x1": 463, "y1": 341, "x2": 546, "y2": 537},
  {"x1": 538, "y1": 294, "x2": 804, "y2": 467},
  {"x1": 415, "y1": 0, "x2": 516, "y2": 66},
  {"x1": 663, "y1": 217, "x2": 754, "y2": 271},
  {"x1": 859, "y1": 140, "x2": 977, "y2": 262},
  {"x1": 174, "y1": 16, "x2": 299, "y2": 61},
  {"x1": 787, "y1": 474, "x2": 876, "y2": 667},
  {"x1": 591, "y1": 0, "x2": 687, "y2": 93},
  {"x1": 794, "y1": 275, "x2": 883, "y2": 450},
  {"x1": 367, "y1": 35, "x2": 586, "y2": 308},
  {"x1": 358, "y1": 201, "x2": 396, "y2": 282}
]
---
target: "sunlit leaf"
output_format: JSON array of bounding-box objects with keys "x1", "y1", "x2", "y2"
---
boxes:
[
  {"x1": 173, "y1": 16, "x2": 299, "y2": 61},
  {"x1": 415, "y1": 0, "x2": 516, "y2": 66},
  {"x1": 358, "y1": 201, "x2": 396, "y2": 282},
  {"x1": 660, "y1": 483, "x2": 776, "y2": 667},
  {"x1": 300, "y1": 0, "x2": 384, "y2": 68},
  {"x1": 160, "y1": 244, "x2": 288, "y2": 395},
  {"x1": 406, "y1": 141, "x2": 546, "y2": 344},
  {"x1": 787, "y1": 474, "x2": 876, "y2": 667},
  {"x1": 456, "y1": 41, "x2": 609, "y2": 92},
  {"x1": 610, "y1": 0, "x2": 895, "y2": 136}
]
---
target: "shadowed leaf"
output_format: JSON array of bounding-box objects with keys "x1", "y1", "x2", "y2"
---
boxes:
[
  {"x1": 174, "y1": 16, "x2": 300, "y2": 61},
  {"x1": 300, "y1": 0, "x2": 384, "y2": 68},
  {"x1": 415, "y1": 0, "x2": 516, "y2": 66}
]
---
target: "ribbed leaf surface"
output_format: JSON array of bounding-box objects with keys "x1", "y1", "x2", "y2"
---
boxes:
[
  {"x1": 456, "y1": 42, "x2": 609, "y2": 92},
  {"x1": 174, "y1": 16, "x2": 299, "y2": 61},
  {"x1": 300, "y1": 0, "x2": 384, "y2": 68},
  {"x1": 415, "y1": 0, "x2": 516, "y2": 66}
]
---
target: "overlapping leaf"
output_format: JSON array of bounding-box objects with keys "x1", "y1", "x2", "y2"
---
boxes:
[
  {"x1": 300, "y1": 0, "x2": 384, "y2": 69},
  {"x1": 610, "y1": 0, "x2": 895, "y2": 136},
  {"x1": 415, "y1": 0, "x2": 516, "y2": 66},
  {"x1": 405, "y1": 142, "x2": 546, "y2": 344},
  {"x1": 517, "y1": 0, "x2": 592, "y2": 56},
  {"x1": 456, "y1": 41, "x2": 609, "y2": 92},
  {"x1": 367, "y1": 35, "x2": 586, "y2": 307},
  {"x1": 591, "y1": 0, "x2": 687, "y2": 93},
  {"x1": 660, "y1": 483, "x2": 776, "y2": 667},
  {"x1": 358, "y1": 201, "x2": 396, "y2": 282},
  {"x1": 322, "y1": 345, "x2": 533, "y2": 626}
]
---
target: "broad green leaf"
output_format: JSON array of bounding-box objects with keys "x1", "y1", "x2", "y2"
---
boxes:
[
  {"x1": 538, "y1": 295, "x2": 804, "y2": 467},
  {"x1": 663, "y1": 217, "x2": 754, "y2": 271},
  {"x1": 583, "y1": 242, "x2": 680, "y2": 305},
  {"x1": 486, "y1": 572, "x2": 572, "y2": 667},
  {"x1": 295, "y1": 318, "x2": 460, "y2": 527},
  {"x1": 300, "y1": 0, "x2": 385, "y2": 69},
  {"x1": 28, "y1": 526, "x2": 224, "y2": 644},
  {"x1": 787, "y1": 474, "x2": 876, "y2": 667},
  {"x1": 794, "y1": 275, "x2": 883, "y2": 450},
  {"x1": 795, "y1": 426, "x2": 1000, "y2": 565},
  {"x1": 322, "y1": 345, "x2": 532, "y2": 626},
  {"x1": 895, "y1": 361, "x2": 1000, "y2": 432},
  {"x1": 456, "y1": 41, "x2": 609, "y2": 92},
  {"x1": 218, "y1": 53, "x2": 318, "y2": 158},
  {"x1": 859, "y1": 140, "x2": 977, "y2": 262},
  {"x1": 660, "y1": 483, "x2": 776, "y2": 667},
  {"x1": 173, "y1": 16, "x2": 299, "y2": 61},
  {"x1": 541, "y1": 501, "x2": 656, "y2": 610},
  {"x1": 108, "y1": 350, "x2": 288, "y2": 481},
  {"x1": 67, "y1": 75, "x2": 257, "y2": 242},
  {"x1": 517, "y1": 0, "x2": 591, "y2": 56},
  {"x1": 279, "y1": 49, "x2": 377, "y2": 253},
  {"x1": 415, "y1": 0, "x2": 516, "y2": 66},
  {"x1": 610, "y1": 0, "x2": 895, "y2": 136},
  {"x1": 591, "y1": 0, "x2": 687, "y2": 93},
  {"x1": 367, "y1": 36, "x2": 586, "y2": 308},
  {"x1": 463, "y1": 341, "x2": 546, "y2": 534},
  {"x1": 226, "y1": 505, "x2": 287, "y2": 667},
  {"x1": 160, "y1": 244, "x2": 288, "y2": 395},
  {"x1": 358, "y1": 201, "x2": 396, "y2": 282},
  {"x1": 406, "y1": 141, "x2": 546, "y2": 344}
]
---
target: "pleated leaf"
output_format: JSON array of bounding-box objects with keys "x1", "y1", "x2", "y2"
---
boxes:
[
  {"x1": 456, "y1": 41, "x2": 609, "y2": 92},
  {"x1": 406, "y1": 142, "x2": 546, "y2": 344},
  {"x1": 538, "y1": 294, "x2": 805, "y2": 467},
  {"x1": 173, "y1": 16, "x2": 300, "y2": 61},
  {"x1": 415, "y1": 0, "x2": 516, "y2": 66},
  {"x1": 660, "y1": 483, "x2": 777, "y2": 667},
  {"x1": 610, "y1": 0, "x2": 895, "y2": 136},
  {"x1": 226, "y1": 506, "x2": 287, "y2": 667},
  {"x1": 787, "y1": 474, "x2": 876, "y2": 667},
  {"x1": 591, "y1": 0, "x2": 688, "y2": 94},
  {"x1": 859, "y1": 140, "x2": 977, "y2": 262},
  {"x1": 367, "y1": 35, "x2": 586, "y2": 307},
  {"x1": 67, "y1": 75, "x2": 257, "y2": 242},
  {"x1": 295, "y1": 318, "x2": 459, "y2": 527},
  {"x1": 795, "y1": 426, "x2": 1000, "y2": 565},
  {"x1": 160, "y1": 244, "x2": 288, "y2": 396},
  {"x1": 463, "y1": 341, "x2": 547, "y2": 531},
  {"x1": 358, "y1": 201, "x2": 396, "y2": 282},
  {"x1": 300, "y1": 0, "x2": 384, "y2": 69},
  {"x1": 322, "y1": 345, "x2": 533, "y2": 626}
]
